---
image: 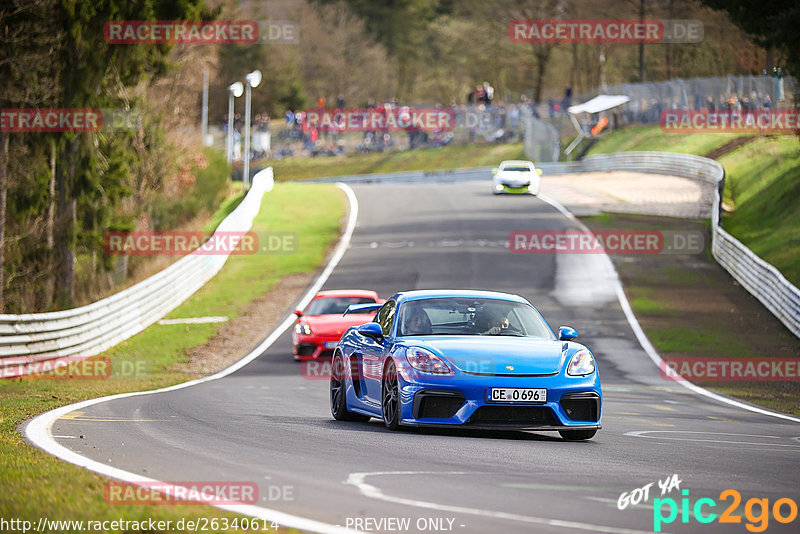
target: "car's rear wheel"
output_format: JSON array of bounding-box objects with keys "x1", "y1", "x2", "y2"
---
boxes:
[
  {"x1": 382, "y1": 360, "x2": 401, "y2": 430},
  {"x1": 330, "y1": 353, "x2": 369, "y2": 422},
  {"x1": 559, "y1": 429, "x2": 597, "y2": 441}
]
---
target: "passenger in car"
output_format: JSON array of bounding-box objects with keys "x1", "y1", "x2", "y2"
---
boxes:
[{"x1": 403, "y1": 306, "x2": 433, "y2": 335}]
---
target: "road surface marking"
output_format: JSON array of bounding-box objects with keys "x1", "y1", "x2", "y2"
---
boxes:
[{"x1": 346, "y1": 471, "x2": 665, "y2": 534}]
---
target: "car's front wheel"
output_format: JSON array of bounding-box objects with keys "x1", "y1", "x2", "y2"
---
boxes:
[
  {"x1": 382, "y1": 360, "x2": 401, "y2": 430},
  {"x1": 330, "y1": 353, "x2": 370, "y2": 422},
  {"x1": 559, "y1": 429, "x2": 597, "y2": 441}
]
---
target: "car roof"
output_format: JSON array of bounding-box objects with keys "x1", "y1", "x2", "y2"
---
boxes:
[
  {"x1": 313, "y1": 289, "x2": 379, "y2": 299},
  {"x1": 499, "y1": 160, "x2": 535, "y2": 167},
  {"x1": 392, "y1": 289, "x2": 531, "y2": 306}
]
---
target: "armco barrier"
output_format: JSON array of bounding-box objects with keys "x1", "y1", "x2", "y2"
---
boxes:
[{"x1": 0, "y1": 169, "x2": 274, "y2": 376}]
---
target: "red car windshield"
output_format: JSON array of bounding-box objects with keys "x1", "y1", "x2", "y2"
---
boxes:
[{"x1": 306, "y1": 296, "x2": 376, "y2": 316}]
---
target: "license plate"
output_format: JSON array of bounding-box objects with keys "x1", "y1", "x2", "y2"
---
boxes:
[
  {"x1": 324, "y1": 341, "x2": 339, "y2": 349},
  {"x1": 487, "y1": 388, "x2": 546, "y2": 403}
]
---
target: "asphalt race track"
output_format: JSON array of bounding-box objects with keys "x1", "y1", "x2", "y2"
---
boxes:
[{"x1": 45, "y1": 181, "x2": 800, "y2": 533}]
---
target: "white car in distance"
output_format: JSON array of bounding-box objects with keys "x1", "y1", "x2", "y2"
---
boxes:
[{"x1": 492, "y1": 160, "x2": 543, "y2": 195}]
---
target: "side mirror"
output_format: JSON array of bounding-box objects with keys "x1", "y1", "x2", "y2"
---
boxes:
[
  {"x1": 536, "y1": 168, "x2": 543, "y2": 175},
  {"x1": 558, "y1": 326, "x2": 578, "y2": 341},
  {"x1": 491, "y1": 168, "x2": 499, "y2": 174},
  {"x1": 358, "y1": 322, "x2": 384, "y2": 340},
  {"x1": 293, "y1": 309, "x2": 303, "y2": 317}
]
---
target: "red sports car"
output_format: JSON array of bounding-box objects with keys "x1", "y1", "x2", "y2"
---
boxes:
[{"x1": 292, "y1": 290, "x2": 381, "y2": 360}]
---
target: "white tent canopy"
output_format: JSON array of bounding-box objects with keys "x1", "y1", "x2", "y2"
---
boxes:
[
  {"x1": 568, "y1": 94, "x2": 631, "y2": 115},
  {"x1": 564, "y1": 94, "x2": 631, "y2": 158}
]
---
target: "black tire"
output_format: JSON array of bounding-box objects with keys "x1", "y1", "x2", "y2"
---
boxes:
[
  {"x1": 382, "y1": 360, "x2": 401, "y2": 430},
  {"x1": 330, "y1": 353, "x2": 370, "y2": 422},
  {"x1": 559, "y1": 429, "x2": 597, "y2": 441}
]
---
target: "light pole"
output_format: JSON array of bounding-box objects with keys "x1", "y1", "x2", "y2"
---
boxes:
[
  {"x1": 227, "y1": 82, "x2": 243, "y2": 164},
  {"x1": 243, "y1": 69, "x2": 262, "y2": 192}
]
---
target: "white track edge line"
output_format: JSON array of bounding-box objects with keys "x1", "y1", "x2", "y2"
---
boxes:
[
  {"x1": 537, "y1": 193, "x2": 800, "y2": 424},
  {"x1": 24, "y1": 182, "x2": 360, "y2": 534}
]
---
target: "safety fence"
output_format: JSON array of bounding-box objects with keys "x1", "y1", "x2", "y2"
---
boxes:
[
  {"x1": 0, "y1": 169, "x2": 274, "y2": 377},
  {"x1": 524, "y1": 75, "x2": 800, "y2": 160}
]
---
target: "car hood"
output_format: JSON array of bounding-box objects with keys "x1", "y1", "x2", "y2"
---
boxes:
[
  {"x1": 303, "y1": 314, "x2": 374, "y2": 336},
  {"x1": 403, "y1": 336, "x2": 565, "y2": 375},
  {"x1": 496, "y1": 171, "x2": 532, "y2": 185}
]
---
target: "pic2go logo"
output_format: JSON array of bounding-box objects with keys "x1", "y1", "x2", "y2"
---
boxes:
[{"x1": 654, "y1": 489, "x2": 799, "y2": 532}]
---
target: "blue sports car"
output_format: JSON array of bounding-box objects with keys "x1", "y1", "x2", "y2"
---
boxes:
[{"x1": 330, "y1": 290, "x2": 601, "y2": 440}]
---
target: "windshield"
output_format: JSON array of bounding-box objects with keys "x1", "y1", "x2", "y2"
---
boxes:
[
  {"x1": 306, "y1": 296, "x2": 376, "y2": 315},
  {"x1": 502, "y1": 166, "x2": 531, "y2": 172},
  {"x1": 398, "y1": 298, "x2": 554, "y2": 339}
]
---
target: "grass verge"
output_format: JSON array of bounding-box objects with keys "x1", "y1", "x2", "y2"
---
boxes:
[
  {"x1": 582, "y1": 213, "x2": 800, "y2": 415},
  {"x1": 718, "y1": 136, "x2": 800, "y2": 286},
  {"x1": 0, "y1": 182, "x2": 344, "y2": 532},
  {"x1": 586, "y1": 124, "x2": 745, "y2": 156},
  {"x1": 269, "y1": 142, "x2": 525, "y2": 181}
]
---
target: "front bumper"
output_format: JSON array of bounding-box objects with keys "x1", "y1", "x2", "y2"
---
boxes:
[
  {"x1": 396, "y1": 369, "x2": 601, "y2": 430},
  {"x1": 498, "y1": 184, "x2": 531, "y2": 194},
  {"x1": 293, "y1": 333, "x2": 339, "y2": 360}
]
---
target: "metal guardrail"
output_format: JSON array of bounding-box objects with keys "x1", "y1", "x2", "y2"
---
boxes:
[{"x1": 0, "y1": 169, "x2": 275, "y2": 376}]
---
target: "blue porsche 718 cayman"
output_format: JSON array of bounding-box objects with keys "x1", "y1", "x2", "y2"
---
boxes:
[{"x1": 330, "y1": 290, "x2": 601, "y2": 440}]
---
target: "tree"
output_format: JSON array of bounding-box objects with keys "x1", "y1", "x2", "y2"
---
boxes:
[
  {"x1": 699, "y1": 0, "x2": 800, "y2": 82},
  {"x1": 48, "y1": 0, "x2": 208, "y2": 308},
  {"x1": 0, "y1": 0, "x2": 62, "y2": 312},
  {"x1": 316, "y1": 0, "x2": 439, "y2": 99}
]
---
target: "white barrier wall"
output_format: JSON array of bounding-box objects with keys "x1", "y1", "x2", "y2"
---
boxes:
[{"x1": 0, "y1": 169, "x2": 274, "y2": 376}]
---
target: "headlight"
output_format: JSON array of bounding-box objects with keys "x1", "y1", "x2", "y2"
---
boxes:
[
  {"x1": 295, "y1": 322, "x2": 312, "y2": 335},
  {"x1": 567, "y1": 350, "x2": 595, "y2": 376},
  {"x1": 406, "y1": 347, "x2": 451, "y2": 374},
  {"x1": 494, "y1": 183, "x2": 504, "y2": 191}
]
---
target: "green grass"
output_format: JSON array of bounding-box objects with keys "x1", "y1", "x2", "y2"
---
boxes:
[
  {"x1": 629, "y1": 295, "x2": 671, "y2": 315},
  {"x1": 718, "y1": 136, "x2": 800, "y2": 286},
  {"x1": 269, "y1": 142, "x2": 526, "y2": 181},
  {"x1": 0, "y1": 182, "x2": 343, "y2": 532},
  {"x1": 645, "y1": 326, "x2": 761, "y2": 357},
  {"x1": 586, "y1": 124, "x2": 744, "y2": 156},
  {"x1": 203, "y1": 182, "x2": 244, "y2": 232}
]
